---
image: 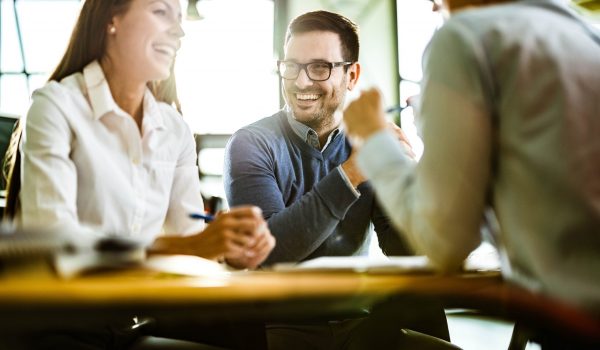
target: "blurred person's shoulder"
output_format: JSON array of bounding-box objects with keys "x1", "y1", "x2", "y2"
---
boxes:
[{"x1": 444, "y1": 1, "x2": 575, "y2": 40}]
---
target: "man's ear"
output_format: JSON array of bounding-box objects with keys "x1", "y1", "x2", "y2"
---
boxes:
[{"x1": 347, "y1": 62, "x2": 361, "y2": 91}]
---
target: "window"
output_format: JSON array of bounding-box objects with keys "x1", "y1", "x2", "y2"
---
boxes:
[
  {"x1": 0, "y1": 0, "x2": 80, "y2": 117},
  {"x1": 0, "y1": 0, "x2": 278, "y2": 134},
  {"x1": 396, "y1": 0, "x2": 442, "y2": 159},
  {"x1": 394, "y1": 1, "x2": 599, "y2": 160},
  {"x1": 176, "y1": 0, "x2": 278, "y2": 134},
  {"x1": 0, "y1": 0, "x2": 277, "y2": 200},
  {"x1": 175, "y1": 0, "x2": 278, "y2": 197}
]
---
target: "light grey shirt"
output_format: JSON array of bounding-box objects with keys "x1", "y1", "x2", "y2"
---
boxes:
[{"x1": 358, "y1": 0, "x2": 600, "y2": 309}]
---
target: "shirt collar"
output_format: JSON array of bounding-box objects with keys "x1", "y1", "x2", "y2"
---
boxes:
[
  {"x1": 83, "y1": 60, "x2": 165, "y2": 131},
  {"x1": 83, "y1": 61, "x2": 122, "y2": 120},
  {"x1": 141, "y1": 88, "x2": 166, "y2": 132},
  {"x1": 285, "y1": 106, "x2": 341, "y2": 151}
]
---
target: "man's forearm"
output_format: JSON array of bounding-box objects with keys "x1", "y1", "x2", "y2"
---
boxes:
[{"x1": 262, "y1": 170, "x2": 359, "y2": 265}]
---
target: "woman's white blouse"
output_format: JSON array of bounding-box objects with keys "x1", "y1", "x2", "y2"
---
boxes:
[{"x1": 20, "y1": 61, "x2": 205, "y2": 244}]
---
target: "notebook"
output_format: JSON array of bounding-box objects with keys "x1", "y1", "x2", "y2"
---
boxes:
[{"x1": 0, "y1": 225, "x2": 146, "y2": 279}]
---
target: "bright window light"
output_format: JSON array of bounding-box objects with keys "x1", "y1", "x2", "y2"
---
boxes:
[
  {"x1": 396, "y1": 0, "x2": 442, "y2": 159},
  {"x1": 176, "y1": 0, "x2": 279, "y2": 134},
  {"x1": 16, "y1": 0, "x2": 80, "y2": 73},
  {"x1": 0, "y1": 0, "x2": 79, "y2": 116}
]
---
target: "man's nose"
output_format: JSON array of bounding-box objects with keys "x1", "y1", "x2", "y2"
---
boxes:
[{"x1": 294, "y1": 68, "x2": 313, "y2": 89}]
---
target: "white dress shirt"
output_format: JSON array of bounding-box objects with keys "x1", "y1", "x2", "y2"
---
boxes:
[
  {"x1": 20, "y1": 61, "x2": 205, "y2": 245},
  {"x1": 358, "y1": 0, "x2": 600, "y2": 309}
]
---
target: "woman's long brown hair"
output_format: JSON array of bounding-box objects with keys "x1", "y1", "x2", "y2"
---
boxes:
[{"x1": 49, "y1": 0, "x2": 181, "y2": 112}]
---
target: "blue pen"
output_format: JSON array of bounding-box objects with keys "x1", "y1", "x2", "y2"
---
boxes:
[
  {"x1": 385, "y1": 105, "x2": 410, "y2": 114},
  {"x1": 189, "y1": 212, "x2": 214, "y2": 222}
]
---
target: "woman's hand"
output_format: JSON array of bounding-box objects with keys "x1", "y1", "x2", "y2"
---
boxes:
[
  {"x1": 149, "y1": 206, "x2": 275, "y2": 269},
  {"x1": 224, "y1": 222, "x2": 275, "y2": 269}
]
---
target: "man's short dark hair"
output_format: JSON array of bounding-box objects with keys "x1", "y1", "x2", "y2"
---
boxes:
[{"x1": 285, "y1": 10, "x2": 359, "y2": 63}]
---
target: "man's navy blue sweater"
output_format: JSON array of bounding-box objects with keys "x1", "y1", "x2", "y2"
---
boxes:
[{"x1": 224, "y1": 110, "x2": 410, "y2": 266}]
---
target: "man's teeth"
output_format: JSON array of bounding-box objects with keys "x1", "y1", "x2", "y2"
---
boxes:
[{"x1": 296, "y1": 94, "x2": 319, "y2": 101}]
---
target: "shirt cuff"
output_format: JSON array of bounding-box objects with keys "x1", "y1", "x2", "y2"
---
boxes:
[
  {"x1": 336, "y1": 166, "x2": 361, "y2": 198},
  {"x1": 356, "y1": 129, "x2": 415, "y2": 180},
  {"x1": 314, "y1": 167, "x2": 361, "y2": 220}
]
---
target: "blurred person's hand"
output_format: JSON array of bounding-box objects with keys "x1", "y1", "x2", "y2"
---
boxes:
[
  {"x1": 341, "y1": 151, "x2": 367, "y2": 188},
  {"x1": 345, "y1": 88, "x2": 415, "y2": 158},
  {"x1": 386, "y1": 122, "x2": 416, "y2": 159},
  {"x1": 344, "y1": 88, "x2": 387, "y2": 146}
]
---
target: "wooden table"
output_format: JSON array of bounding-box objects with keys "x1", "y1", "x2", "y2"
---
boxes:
[
  {"x1": 0, "y1": 262, "x2": 597, "y2": 347},
  {"x1": 0, "y1": 264, "x2": 501, "y2": 330}
]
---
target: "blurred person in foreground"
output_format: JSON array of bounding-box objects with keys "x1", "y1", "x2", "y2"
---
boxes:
[{"x1": 345, "y1": 0, "x2": 600, "y2": 328}]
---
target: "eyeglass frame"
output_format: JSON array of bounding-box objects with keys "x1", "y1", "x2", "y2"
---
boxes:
[{"x1": 276, "y1": 60, "x2": 354, "y2": 82}]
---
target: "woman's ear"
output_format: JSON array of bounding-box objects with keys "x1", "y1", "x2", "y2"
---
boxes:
[{"x1": 107, "y1": 16, "x2": 120, "y2": 35}]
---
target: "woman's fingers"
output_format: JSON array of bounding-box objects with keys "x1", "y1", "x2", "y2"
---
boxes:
[{"x1": 201, "y1": 205, "x2": 274, "y2": 268}]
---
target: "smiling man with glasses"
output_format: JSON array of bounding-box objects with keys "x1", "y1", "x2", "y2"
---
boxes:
[{"x1": 224, "y1": 10, "x2": 456, "y2": 350}]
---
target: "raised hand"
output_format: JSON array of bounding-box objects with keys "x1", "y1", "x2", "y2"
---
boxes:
[{"x1": 343, "y1": 88, "x2": 387, "y2": 145}]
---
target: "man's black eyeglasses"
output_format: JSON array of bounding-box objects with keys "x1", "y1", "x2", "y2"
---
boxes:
[{"x1": 277, "y1": 61, "x2": 353, "y2": 81}]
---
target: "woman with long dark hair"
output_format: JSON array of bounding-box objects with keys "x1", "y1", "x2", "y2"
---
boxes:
[
  {"x1": 21, "y1": 0, "x2": 274, "y2": 269},
  {"x1": 16, "y1": 2, "x2": 275, "y2": 348}
]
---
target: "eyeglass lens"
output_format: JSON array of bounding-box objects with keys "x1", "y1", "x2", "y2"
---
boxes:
[{"x1": 279, "y1": 62, "x2": 332, "y2": 81}]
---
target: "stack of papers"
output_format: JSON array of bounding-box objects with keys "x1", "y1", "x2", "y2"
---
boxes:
[
  {"x1": 142, "y1": 255, "x2": 231, "y2": 277},
  {"x1": 273, "y1": 244, "x2": 501, "y2": 274},
  {"x1": 274, "y1": 256, "x2": 434, "y2": 274}
]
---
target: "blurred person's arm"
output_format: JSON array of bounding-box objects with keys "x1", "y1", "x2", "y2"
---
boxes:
[
  {"x1": 345, "y1": 22, "x2": 493, "y2": 271},
  {"x1": 369, "y1": 123, "x2": 416, "y2": 257}
]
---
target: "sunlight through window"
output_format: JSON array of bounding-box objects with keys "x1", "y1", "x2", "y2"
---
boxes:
[
  {"x1": 0, "y1": 0, "x2": 79, "y2": 116},
  {"x1": 396, "y1": 0, "x2": 442, "y2": 160},
  {"x1": 176, "y1": 0, "x2": 278, "y2": 134}
]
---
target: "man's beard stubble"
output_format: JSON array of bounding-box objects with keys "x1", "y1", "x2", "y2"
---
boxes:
[
  {"x1": 288, "y1": 77, "x2": 347, "y2": 133},
  {"x1": 299, "y1": 102, "x2": 338, "y2": 132}
]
